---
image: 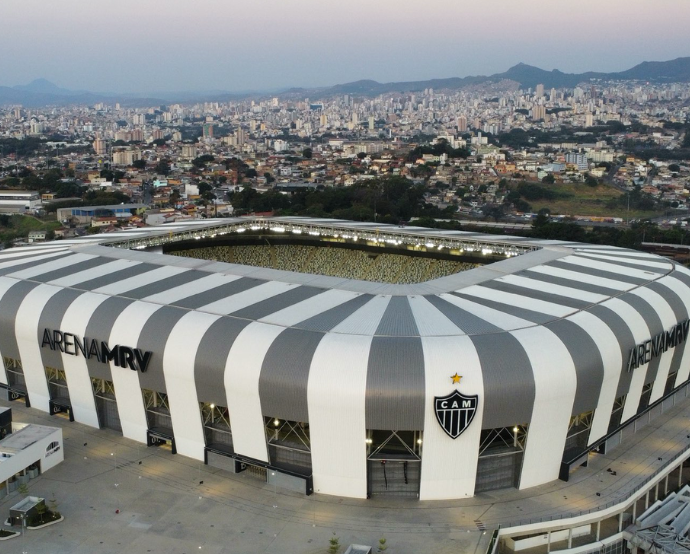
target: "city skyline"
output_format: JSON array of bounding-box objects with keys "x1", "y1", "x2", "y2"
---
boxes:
[{"x1": 2, "y1": 0, "x2": 689, "y2": 93}]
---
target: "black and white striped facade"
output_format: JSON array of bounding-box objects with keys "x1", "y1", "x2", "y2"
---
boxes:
[{"x1": 1, "y1": 217, "x2": 689, "y2": 500}]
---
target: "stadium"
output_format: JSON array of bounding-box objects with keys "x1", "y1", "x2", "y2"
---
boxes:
[{"x1": 1, "y1": 216, "x2": 690, "y2": 502}]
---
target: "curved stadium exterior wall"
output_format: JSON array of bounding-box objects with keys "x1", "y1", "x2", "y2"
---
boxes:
[{"x1": 0, "y1": 217, "x2": 689, "y2": 501}]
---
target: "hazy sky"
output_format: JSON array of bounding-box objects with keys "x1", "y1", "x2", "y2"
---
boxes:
[{"x1": 2, "y1": 0, "x2": 689, "y2": 93}]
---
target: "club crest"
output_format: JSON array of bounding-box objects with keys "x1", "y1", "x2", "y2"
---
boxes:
[{"x1": 434, "y1": 390, "x2": 478, "y2": 439}]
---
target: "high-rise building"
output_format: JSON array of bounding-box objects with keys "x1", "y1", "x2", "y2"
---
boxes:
[
  {"x1": 457, "y1": 115, "x2": 467, "y2": 133},
  {"x1": 565, "y1": 152, "x2": 589, "y2": 171},
  {"x1": 203, "y1": 124, "x2": 214, "y2": 138},
  {"x1": 531, "y1": 105, "x2": 546, "y2": 120},
  {"x1": 235, "y1": 127, "x2": 246, "y2": 146},
  {"x1": 181, "y1": 144, "x2": 197, "y2": 160},
  {"x1": 535, "y1": 83, "x2": 545, "y2": 97},
  {"x1": 93, "y1": 137, "x2": 107, "y2": 156}
]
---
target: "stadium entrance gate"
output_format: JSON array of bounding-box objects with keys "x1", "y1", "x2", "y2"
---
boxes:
[
  {"x1": 2, "y1": 357, "x2": 30, "y2": 407},
  {"x1": 367, "y1": 459, "x2": 421, "y2": 498},
  {"x1": 143, "y1": 389, "x2": 176, "y2": 454},
  {"x1": 366, "y1": 430, "x2": 422, "y2": 498},
  {"x1": 46, "y1": 367, "x2": 73, "y2": 422},
  {"x1": 93, "y1": 379, "x2": 121, "y2": 432},
  {"x1": 474, "y1": 426, "x2": 526, "y2": 493}
]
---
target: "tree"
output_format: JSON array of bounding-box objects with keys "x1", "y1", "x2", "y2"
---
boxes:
[
  {"x1": 264, "y1": 172, "x2": 275, "y2": 184},
  {"x1": 378, "y1": 537, "x2": 388, "y2": 552},
  {"x1": 198, "y1": 182, "x2": 213, "y2": 196},
  {"x1": 541, "y1": 174, "x2": 555, "y2": 184},
  {"x1": 302, "y1": 147, "x2": 313, "y2": 159},
  {"x1": 49, "y1": 494, "x2": 60, "y2": 519},
  {"x1": 584, "y1": 174, "x2": 599, "y2": 187},
  {"x1": 669, "y1": 164, "x2": 681, "y2": 173},
  {"x1": 35, "y1": 500, "x2": 47, "y2": 524},
  {"x1": 132, "y1": 159, "x2": 147, "y2": 170},
  {"x1": 328, "y1": 533, "x2": 340, "y2": 554},
  {"x1": 155, "y1": 160, "x2": 171, "y2": 176}
]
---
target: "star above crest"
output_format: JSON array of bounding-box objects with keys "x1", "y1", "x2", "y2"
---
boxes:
[{"x1": 451, "y1": 372, "x2": 462, "y2": 384}]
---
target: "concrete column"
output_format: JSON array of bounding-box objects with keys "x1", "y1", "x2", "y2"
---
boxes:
[
  {"x1": 645, "y1": 490, "x2": 650, "y2": 509},
  {"x1": 596, "y1": 520, "x2": 601, "y2": 541},
  {"x1": 632, "y1": 500, "x2": 636, "y2": 523},
  {"x1": 546, "y1": 531, "x2": 551, "y2": 553},
  {"x1": 567, "y1": 528, "x2": 573, "y2": 548},
  {"x1": 680, "y1": 464, "x2": 684, "y2": 488},
  {"x1": 618, "y1": 512, "x2": 624, "y2": 532},
  {"x1": 665, "y1": 475, "x2": 669, "y2": 495}
]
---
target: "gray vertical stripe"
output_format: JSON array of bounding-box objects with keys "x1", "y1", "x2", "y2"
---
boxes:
[
  {"x1": 37, "y1": 288, "x2": 84, "y2": 373},
  {"x1": 452, "y1": 292, "x2": 554, "y2": 324},
  {"x1": 365, "y1": 337, "x2": 425, "y2": 430},
  {"x1": 231, "y1": 286, "x2": 323, "y2": 320},
  {"x1": 171, "y1": 278, "x2": 264, "y2": 309},
  {"x1": 547, "y1": 260, "x2": 649, "y2": 285},
  {"x1": 137, "y1": 306, "x2": 189, "y2": 393},
  {"x1": 587, "y1": 305, "x2": 636, "y2": 399},
  {"x1": 470, "y1": 333, "x2": 535, "y2": 429},
  {"x1": 480, "y1": 280, "x2": 591, "y2": 310},
  {"x1": 0, "y1": 253, "x2": 74, "y2": 277},
  {"x1": 84, "y1": 297, "x2": 134, "y2": 382},
  {"x1": 545, "y1": 319, "x2": 604, "y2": 415},
  {"x1": 647, "y1": 280, "x2": 689, "y2": 383},
  {"x1": 425, "y1": 295, "x2": 502, "y2": 335},
  {"x1": 74, "y1": 263, "x2": 155, "y2": 291},
  {"x1": 259, "y1": 328, "x2": 324, "y2": 422},
  {"x1": 617, "y1": 293, "x2": 663, "y2": 386},
  {"x1": 575, "y1": 253, "x2": 668, "y2": 274},
  {"x1": 375, "y1": 296, "x2": 419, "y2": 337},
  {"x1": 32, "y1": 257, "x2": 113, "y2": 283},
  {"x1": 194, "y1": 317, "x2": 252, "y2": 406},
  {"x1": 0, "y1": 281, "x2": 39, "y2": 360},
  {"x1": 519, "y1": 269, "x2": 620, "y2": 296},
  {"x1": 122, "y1": 270, "x2": 202, "y2": 299},
  {"x1": 296, "y1": 294, "x2": 373, "y2": 332}
]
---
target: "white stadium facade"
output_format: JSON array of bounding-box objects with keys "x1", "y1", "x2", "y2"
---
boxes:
[{"x1": 1, "y1": 216, "x2": 690, "y2": 503}]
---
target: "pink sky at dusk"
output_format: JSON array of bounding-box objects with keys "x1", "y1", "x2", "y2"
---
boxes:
[{"x1": 2, "y1": 0, "x2": 689, "y2": 92}]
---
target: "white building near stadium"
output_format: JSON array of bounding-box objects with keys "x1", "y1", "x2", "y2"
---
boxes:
[{"x1": 0, "y1": 217, "x2": 689, "y2": 503}]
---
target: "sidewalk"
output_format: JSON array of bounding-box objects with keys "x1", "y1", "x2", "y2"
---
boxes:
[{"x1": 1, "y1": 398, "x2": 690, "y2": 554}]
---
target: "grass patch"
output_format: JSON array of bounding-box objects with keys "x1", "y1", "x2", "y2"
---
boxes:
[
  {"x1": 0, "y1": 214, "x2": 61, "y2": 246},
  {"x1": 0, "y1": 529, "x2": 18, "y2": 537},
  {"x1": 529, "y1": 184, "x2": 662, "y2": 219}
]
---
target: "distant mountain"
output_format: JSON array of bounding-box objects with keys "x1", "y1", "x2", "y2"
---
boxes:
[
  {"x1": 316, "y1": 56, "x2": 690, "y2": 97},
  {"x1": 12, "y1": 78, "x2": 88, "y2": 96},
  {"x1": 2, "y1": 56, "x2": 690, "y2": 107}
]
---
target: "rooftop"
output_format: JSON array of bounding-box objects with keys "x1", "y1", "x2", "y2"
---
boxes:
[{"x1": 0, "y1": 423, "x2": 58, "y2": 455}]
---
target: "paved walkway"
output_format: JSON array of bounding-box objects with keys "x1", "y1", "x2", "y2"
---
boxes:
[{"x1": 2, "y1": 398, "x2": 690, "y2": 554}]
